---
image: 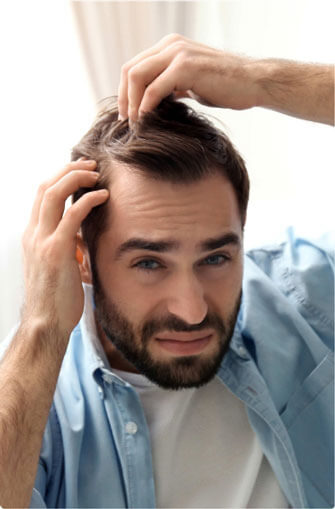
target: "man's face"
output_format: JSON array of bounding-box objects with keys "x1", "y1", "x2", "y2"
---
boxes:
[{"x1": 90, "y1": 165, "x2": 244, "y2": 390}]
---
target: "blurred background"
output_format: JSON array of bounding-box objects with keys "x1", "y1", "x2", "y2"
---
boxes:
[{"x1": 0, "y1": 0, "x2": 334, "y2": 340}]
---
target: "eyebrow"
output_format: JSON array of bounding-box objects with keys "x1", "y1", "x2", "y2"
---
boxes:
[{"x1": 114, "y1": 232, "x2": 241, "y2": 260}]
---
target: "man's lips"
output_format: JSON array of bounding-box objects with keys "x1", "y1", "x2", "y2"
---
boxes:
[
  {"x1": 155, "y1": 330, "x2": 214, "y2": 342},
  {"x1": 155, "y1": 331, "x2": 214, "y2": 355}
]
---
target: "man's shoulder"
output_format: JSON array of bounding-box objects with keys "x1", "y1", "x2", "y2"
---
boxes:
[
  {"x1": 245, "y1": 228, "x2": 334, "y2": 273},
  {"x1": 244, "y1": 228, "x2": 334, "y2": 301},
  {"x1": 242, "y1": 228, "x2": 334, "y2": 351}
]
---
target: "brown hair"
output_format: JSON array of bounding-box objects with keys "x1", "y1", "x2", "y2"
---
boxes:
[{"x1": 72, "y1": 96, "x2": 249, "y2": 263}]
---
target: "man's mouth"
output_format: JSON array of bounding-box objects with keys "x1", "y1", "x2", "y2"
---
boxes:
[{"x1": 155, "y1": 331, "x2": 213, "y2": 355}]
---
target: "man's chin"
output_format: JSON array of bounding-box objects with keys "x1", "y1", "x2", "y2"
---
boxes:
[
  {"x1": 93, "y1": 278, "x2": 241, "y2": 390},
  {"x1": 116, "y1": 337, "x2": 230, "y2": 391},
  {"x1": 133, "y1": 352, "x2": 226, "y2": 390}
]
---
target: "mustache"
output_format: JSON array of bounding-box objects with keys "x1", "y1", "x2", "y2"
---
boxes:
[{"x1": 141, "y1": 313, "x2": 226, "y2": 343}]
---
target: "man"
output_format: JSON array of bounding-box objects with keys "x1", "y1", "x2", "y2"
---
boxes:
[{"x1": 0, "y1": 34, "x2": 333, "y2": 508}]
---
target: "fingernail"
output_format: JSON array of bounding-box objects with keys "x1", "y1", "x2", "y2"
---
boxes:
[
  {"x1": 83, "y1": 159, "x2": 96, "y2": 165},
  {"x1": 118, "y1": 113, "x2": 126, "y2": 121}
]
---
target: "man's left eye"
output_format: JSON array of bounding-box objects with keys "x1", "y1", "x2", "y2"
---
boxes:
[
  {"x1": 201, "y1": 254, "x2": 229, "y2": 266},
  {"x1": 134, "y1": 259, "x2": 162, "y2": 271}
]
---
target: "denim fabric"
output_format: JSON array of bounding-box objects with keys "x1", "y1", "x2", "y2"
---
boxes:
[{"x1": 23, "y1": 229, "x2": 334, "y2": 508}]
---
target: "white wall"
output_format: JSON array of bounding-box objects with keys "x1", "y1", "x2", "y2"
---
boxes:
[
  {"x1": 189, "y1": 0, "x2": 335, "y2": 248},
  {"x1": 0, "y1": 0, "x2": 334, "y2": 340},
  {"x1": 0, "y1": 0, "x2": 96, "y2": 338}
]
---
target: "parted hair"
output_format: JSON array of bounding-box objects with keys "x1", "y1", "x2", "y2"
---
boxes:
[{"x1": 72, "y1": 96, "x2": 249, "y2": 262}]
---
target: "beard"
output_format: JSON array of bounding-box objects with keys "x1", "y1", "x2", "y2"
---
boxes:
[{"x1": 93, "y1": 271, "x2": 241, "y2": 391}]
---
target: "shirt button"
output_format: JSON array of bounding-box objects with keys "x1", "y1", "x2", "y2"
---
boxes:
[
  {"x1": 125, "y1": 421, "x2": 138, "y2": 435},
  {"x1": 238, "y1": 346, "x2": 248, "y2": 358},
  {"x1": 103, "y1": 374, "x2": 113, "y2": 384}
]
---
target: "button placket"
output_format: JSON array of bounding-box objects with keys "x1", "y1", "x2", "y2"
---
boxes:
[{"x1": 101, "y1": 377, "x2": 156, "y2": 507}]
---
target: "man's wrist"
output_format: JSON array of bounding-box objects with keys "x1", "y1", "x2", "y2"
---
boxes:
[
  {"x1": 12, "y1": 315, "x2": 70, "y2": 365},
  {"x1": 249, "y1": 59, "x2": 279, "y2": 109}
]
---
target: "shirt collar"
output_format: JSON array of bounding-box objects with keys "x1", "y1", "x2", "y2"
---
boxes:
[{"x1": 79, "y1": 284, "x2": 115, "y2": 382}]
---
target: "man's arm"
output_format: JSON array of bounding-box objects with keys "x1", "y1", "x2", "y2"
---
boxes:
[
  {"x1": 256, "y1": 58, "x2": 334, "y2": 125},
  {"x1": 118, "y1": 33, "x2": 334, "y2": 125},
  {"x1": 0, "y1": 161, "x2": 108, "y2": 508}
]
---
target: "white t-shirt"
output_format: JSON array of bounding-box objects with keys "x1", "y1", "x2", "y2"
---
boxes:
[{"x1": 113, "y1": 368, "x2": 289, "y2": 508}]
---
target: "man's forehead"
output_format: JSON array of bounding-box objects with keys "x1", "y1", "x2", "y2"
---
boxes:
[
  {"x1": 107, "y1": 164, "x2": 239, "y2": 216},
  {"x1": 99, "y1": 168, "x2": 242, "y2": 255}
]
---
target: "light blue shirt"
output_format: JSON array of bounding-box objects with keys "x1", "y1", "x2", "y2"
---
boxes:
[{"x1": 4, "y1": 229, "x2": 334, "y2": 508}]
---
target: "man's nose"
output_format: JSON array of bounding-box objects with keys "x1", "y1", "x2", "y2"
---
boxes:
[{"x1": 166, "y1": 273, "x2": 208, "y2": 325}]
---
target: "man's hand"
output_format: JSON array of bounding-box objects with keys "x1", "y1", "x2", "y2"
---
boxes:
[
  {"x1": 118, "y1": 33, "x2": 259, "y2": 122},
  {"x1": 0, "y1": 160, "x2": 109, "y2": 508},
  {"x1": 118, "y1": 33, "x2": 334, "y2": 125},
  {"x1": 22, "y1": 159, "x2": 109, "y2": 338}
]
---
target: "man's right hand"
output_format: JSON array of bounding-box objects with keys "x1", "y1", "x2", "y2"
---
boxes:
[
  {"x1": 21, "y1": 159, "x2": 109, "y2": 338},
  {"x1": 0, "y1": 160, "x2": 109, "y2": 508}
]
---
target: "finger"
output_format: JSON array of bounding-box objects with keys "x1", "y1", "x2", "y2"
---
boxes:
[
  {"x1": 126, "y1": 39, "x2": 205, "y2": 121},
  {"x1": 56, "y1": 189, "x2": 109, "y2": 240},
  {"x1": 38, "y1": 169, "x2": 100, "y2": 237},
  {"x1": 127, "y1": 53, "x2": 175, "y2": 122},
  {"x1": 118, "y1": 33, "x2": 188, "y2": 119},
  {"x1": 29, "y1": 160, "x2": 97, "y2": 229},
  {"x1": 173, "y1": 90, "x2": 192, "y2": 100},
  {"x1": 139, "y1": 65, "x2": 190, "y2": 116}
]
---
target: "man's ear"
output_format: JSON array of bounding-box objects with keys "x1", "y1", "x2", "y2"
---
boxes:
[{"x1": 76, "y1": 233, "x2": 92, "y2": 284}]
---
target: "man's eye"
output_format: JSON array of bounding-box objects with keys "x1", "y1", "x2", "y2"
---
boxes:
[
  {"x1": 134, "y1": 259, "x2": 162, "y2": 271},
  {"x1": 201, "y1": 254, "x2": 230, "y2": 266}
]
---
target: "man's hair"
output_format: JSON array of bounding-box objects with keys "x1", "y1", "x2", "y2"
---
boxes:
[{"x1": 72, "y1": 96, "x2": 249, "y2": 263}]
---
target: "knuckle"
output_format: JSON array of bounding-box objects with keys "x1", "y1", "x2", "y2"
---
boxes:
[
  {"x1": 64, "y1": 205, "x2": 78, "y2": 221},
  {"x1": 172, "y1": 40, "x2": 189, "y2": 57},
  {"x1": 66, "y1": 198, "x2": 88, "y2": 222},
  {"x1": 143, "y1": 85, "x2": 154, "y2": 101},
  {"x1": 128, "y1": 67, "x2": 142, "y2": 84},
  {"x1": 70, "y1": 171, "x2": 81, "y2": 186},
  {"x1": 37, "y1": 181, "x2": 49, "y2": 195},
  {"x1": 65, "y1": 161, "x2": 82, "y2": 172},
  {"x1": 141, "y1": 85, "x2": 161, "y2": 111},
  {"x1": 22, "y1": 230, "x2": 40, "y2": 263},
  {"x1": 64, "y1": 162, "x2": 75, "y2": 171},
  {"x1": 79, "y1": 190, "x2": 95, "y2": 208},
  {"x1": 174, "y1": 53, "x2": 191, "y2": 71},
  {"x1": 164, "y1": 33, "x2": 184, "y2": 44},
  {"x1": 121, "y1": 62, "x2": 130, "y2": 77},
  {"x1": 43, "y1": 186, "x2": 56, "y2": 201},
  {"x1": 144, "y1": 85, "x2": 160, "y2": 102},
  {"x1": 41, "y1": 236, "x2": 62, "y2": 261}
]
